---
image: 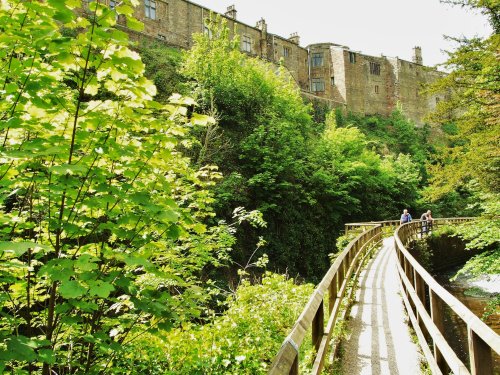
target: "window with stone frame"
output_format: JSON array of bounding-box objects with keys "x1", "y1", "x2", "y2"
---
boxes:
[
  {"x1": 331, "y1": 76, "x2": 335, "y2": 86},
  {"x1": 145, "y1": 0, "x2": 156, "y2": 20},
  {"x1": 375, "y1": 85, "x2": 379, "y2": 94},
  {"x1": 242, "y1": 36, "x2": 251, "y2": 52},
  {"x1": 311, "y1": 52, "x2": 324, "y2": 67},
  {"x1": 283, "y1": 46, "x2": 291, "y2": 57},
  {"x1": 349, "y1": 51, "x2": 356, "y2": 63},
  {"x1": 311, "y1": 78, "x2": 325, "y2": 92},
  {"x1": 369, "y1": 61, "x2": 381, "y2": 75}
]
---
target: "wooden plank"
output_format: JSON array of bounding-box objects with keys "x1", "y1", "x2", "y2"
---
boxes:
[
  {"x1": 414, "y1": 271, "x2": 430, "y2": 341},
  {"x1": 271, "y1": 224, "x2": 386, "y2": 374},
  {"x1": 311, "y1": 231, "x2": 382, "y2": 374},
  {"x1": 268, "y1": 339, "x2": 300, "y2": 375},
  {"x1": 468, "y1": 326, "x2": 493, "y2": 375}
]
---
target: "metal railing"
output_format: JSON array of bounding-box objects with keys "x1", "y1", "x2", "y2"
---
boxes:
[
  {"x1": 394, "y1": 217, "x2": 500, "y2": 375},
  {"x1": 268, "y1": 223, "x2": 383, "y2": 374}
]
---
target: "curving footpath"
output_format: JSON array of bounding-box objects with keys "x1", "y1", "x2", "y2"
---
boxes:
[{"x1": 341, "y1": 237, "x2": 422, "y2": 375}]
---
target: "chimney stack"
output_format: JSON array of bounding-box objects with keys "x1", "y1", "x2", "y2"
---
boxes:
[
  {"x1": 256, "y1": 17, "x2": 267, "y2": 33},
  {"x1": 289, "y1": 32, "x2": 300, "y2": 45},
  {"x1": 412, "y1": 46, "x2": 423, "y2": 65},
  {"x1": 225, "y1": 5, "x2": 237, "y2": 20}
]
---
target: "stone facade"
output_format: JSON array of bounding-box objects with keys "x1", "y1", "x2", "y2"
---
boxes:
[
  {"x1": 102, "y1": 0, "x2": 445, "y2": 124},
  {"x1": 308, "y1": 43, "x2": 446, "y2": 124}
]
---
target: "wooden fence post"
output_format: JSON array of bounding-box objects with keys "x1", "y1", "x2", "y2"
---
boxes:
[
  {"x1": 312, "y1": 301, "x2": 324, "y2": 352},
  {"x1": 290, "y1": 354, "x2": 299, "y2": 375},
  {"x1": 329, "y1": 274, "x2": 337, "y2": 314},
  {"x1": 468, "y1": 326, "x2": 493, "y2": 375},
  {"x1": 413, "y1": 270, "x2": 430, "y2": 341},
  {"x1": 430, "y1": 290, "x2": 447, "y2": 373}
]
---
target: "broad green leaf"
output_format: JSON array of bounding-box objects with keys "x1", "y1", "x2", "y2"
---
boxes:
[
  {"x1": 88, "y1": 280, "x2": 115, "y2": 298},
  {"x1": 5, "y1": 336, "x2": 37, "y2": 362},
  {"x1": 116, "y1": 4, "x2": 134, "y2": 16},
  {"x1": 0, "y1": 241, "x2": 49, "y2": 257},
  {"x1": 39, "y1": 259, "x2": 75, "y2": 281},
  {"x1": 158, "y1": 210, "x2": 179, "y2": 223},
  {"x1": 38, "y1": 349, "x2": 56, "y2": 365},
  {"x1": 126, "y1": 17, "x2": 144, "y2": 32},
  {"x1": 59, "y1": 280, "x2": 87, "y2": 299}
]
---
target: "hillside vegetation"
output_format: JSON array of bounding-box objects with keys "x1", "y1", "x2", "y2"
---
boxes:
[{"x1": 0, "y1": 0, "x2": 497, "y2": 373}]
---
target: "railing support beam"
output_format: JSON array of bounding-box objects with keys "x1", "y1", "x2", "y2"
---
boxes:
[
  {"x1": 468, "y1": 326, "x2": 493, "y2": 375},
  {"x1": 328, "y1": 274, "x2": 337, "y2": 314},
  {"x1": 312, "y1": 301, "x2": 324, "y2": 352},
  {"x1": 430, "y1": 290, "x2": 447, "y2": 373}
]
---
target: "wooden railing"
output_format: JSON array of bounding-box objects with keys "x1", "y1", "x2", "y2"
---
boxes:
[
  {"x1": 268, "y1": 223, "x2": 384, "y2": 374},
  {"x1": 345, "y1": 220, "x2": 400, "y2": 235},
  {"x1": 395, "y1": 217, "x2": 500, "y2": 375}
]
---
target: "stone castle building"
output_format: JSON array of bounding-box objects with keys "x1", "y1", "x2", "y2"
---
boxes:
[{"x1": 106, "y1": 0, "x2": 446, "y2": 124}]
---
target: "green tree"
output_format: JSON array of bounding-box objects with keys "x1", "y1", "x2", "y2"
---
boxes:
[
  {"x1": 426, "y1": 1, "x2": 499, "y2": 198},
  {"x1": 425, "y1": 0, "x2": 499, "y2": 276},
  {"x1": 0, "y1": 1, "x2": 232, "y2": 372},
  {"x1": 181, "y1": 19, "x2": 326, "y2": 278}
]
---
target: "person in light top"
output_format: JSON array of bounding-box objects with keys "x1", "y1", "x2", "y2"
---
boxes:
[{"x1": 400, "y1": 209, "x2": 412, "y2": 224}]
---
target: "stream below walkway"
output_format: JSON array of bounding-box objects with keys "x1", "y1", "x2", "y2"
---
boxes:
[{"x1": 433, "y1": 266, "x2": 499, "y2": 370}]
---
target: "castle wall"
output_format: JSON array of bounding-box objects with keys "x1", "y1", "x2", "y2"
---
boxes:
[
  {"x1": 114, "y1": 0, "x2": 309, "y2": 90},
  {"x1": 341, "y1": 50, "x2": 394, "y2": 117},
  {"x1": 100, "y1": 0, "x2": 445, "y2": 125}
]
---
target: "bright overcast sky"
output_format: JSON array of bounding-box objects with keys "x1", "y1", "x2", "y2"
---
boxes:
[{"x1": 191, "y1": 0, "x2": 492, "y2": 67}]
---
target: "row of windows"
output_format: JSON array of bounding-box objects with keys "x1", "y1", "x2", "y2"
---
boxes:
[
  {"x1": 241, "y1": 36, "x2": 292, "y2": 56},
  {"x1": 311, "y1": 51, "x2": 357, "y2": 67},
  {"x1": 312, "y1": 82, "x2": 382, "y2": 94},
  {"x1": 310, "y1": 51, "x2": 381, "y2": 77}
]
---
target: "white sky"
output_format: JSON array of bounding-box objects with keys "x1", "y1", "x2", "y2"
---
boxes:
[{"x1": 190, "y1": 0, "x2": 492, "y2": 67}]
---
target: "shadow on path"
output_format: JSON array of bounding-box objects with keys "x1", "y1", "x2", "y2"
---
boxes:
[{"x1": 340, "y1": 237, "x2": 421, "y2": 375}]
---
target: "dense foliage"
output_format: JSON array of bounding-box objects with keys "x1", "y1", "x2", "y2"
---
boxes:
[
  {"x1": 179, "y1": 20, "x2": 424, "y2": 281},
  {"x1": 112, "y1": 273, "x2": 314, "y2": 374},
  {"x1": 2, "y1": 0, "x2": 495, "y2": 373},
  {"x1": 0, "y1": 1, "x2": 239, "y2": 372},
  {"x1": 424, "y1": 0, "x2": 499, "y2": 276}
]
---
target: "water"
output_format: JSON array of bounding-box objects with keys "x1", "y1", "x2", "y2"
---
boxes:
[{"x1": 433, "y1": 267, "x2": 499, "y2": 371}]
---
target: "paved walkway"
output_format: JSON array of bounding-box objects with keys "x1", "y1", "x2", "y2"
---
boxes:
[{"x1": 341, "y1": 237, "x2": 422, "y2": 375}]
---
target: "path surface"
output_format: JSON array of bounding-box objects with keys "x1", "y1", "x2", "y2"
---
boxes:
[{"x1": 341, "y1": 237, "x2": 422, "y2": 375}]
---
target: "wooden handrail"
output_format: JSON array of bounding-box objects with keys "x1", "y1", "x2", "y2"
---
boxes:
[
  {"x1": 345, "y1": 220, "x2": 401, "y2": 235},
  {"x1": 271, "y1": 217, "x2": 498, "y2": 374},
  {"x1": 394, "y1": 217, "x2": 499, "y2": 375},
  {"x1": 269, "y1": 223, "x2": 383, "y2": 374}
]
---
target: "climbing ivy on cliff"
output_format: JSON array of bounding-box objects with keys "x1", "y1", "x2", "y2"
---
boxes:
[{"x1": 0, "y1": 1, "x2": 235, "y2": 372}]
